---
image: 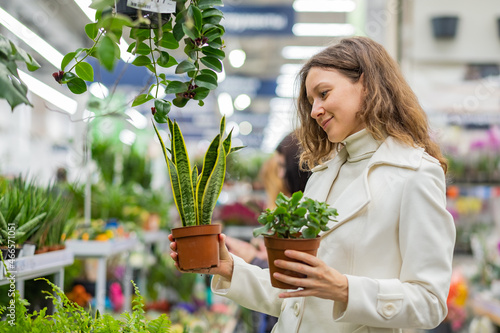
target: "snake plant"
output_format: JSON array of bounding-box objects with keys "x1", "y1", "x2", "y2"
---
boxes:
[{"x1": 153, "y1": 116, "x2": 243, "y2": 226}]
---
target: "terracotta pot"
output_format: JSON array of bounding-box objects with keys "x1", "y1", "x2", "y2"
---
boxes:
[
  {"x1": 35, "y1": 246, "x2": 49, "y2": 254},
  {"x1": 264, "y1": 236, "x2": 321, "y2": 289},
  {"x1": 171, "y1": 224, "x2": 221, "y2": 271}
]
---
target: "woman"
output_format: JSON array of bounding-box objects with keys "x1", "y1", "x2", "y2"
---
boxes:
[{"x1": 168, "y1": 36, "x2": 456, "y2": 332}]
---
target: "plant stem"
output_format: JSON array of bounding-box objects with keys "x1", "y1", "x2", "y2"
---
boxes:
[
  {"x1": 67, "y1": 30, "x2": 104, "y2": 73},
  {"x1": 148, "y1": 33, "x2": 160, "y2": 99}
]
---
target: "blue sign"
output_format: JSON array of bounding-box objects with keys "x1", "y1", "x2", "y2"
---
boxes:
[{"x1": 221, "y1": 5, "x2": 295, "y2": 35}]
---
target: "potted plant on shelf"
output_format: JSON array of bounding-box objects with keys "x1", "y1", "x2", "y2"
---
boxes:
[
  {"x1": 55, "y1": 0, "x2": 225, "y2": 111},
  {"x1": 153, "y1": 114, "x2": 242, "y2": 270},
  {"x1": 253, "y1": 191, "x2": 338, "y2": 289}
]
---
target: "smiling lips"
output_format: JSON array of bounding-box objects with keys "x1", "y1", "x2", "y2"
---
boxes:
[{"x1": 321, "y1": 117, "x2": 333, "y2": 129}]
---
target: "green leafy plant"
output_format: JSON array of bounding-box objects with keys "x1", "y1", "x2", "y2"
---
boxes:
[
  {"x1": 56, "y1": 0, "x2": 225, "y2": 111},
  {"x1": 253, "y1": 191, "x2": 338, "y2": 239},
  {"x1": 0, "y1": 275, "x2": 171, "y2": 332},
  {"x1": 153, "y1": 115, "x2": 243, "y2": 227},
  {"x1": 0, "y1": 33, "x2": 40, "y2": 111}
]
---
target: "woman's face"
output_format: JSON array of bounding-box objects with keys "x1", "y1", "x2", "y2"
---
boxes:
[{"x1": 305, "y1": 67, "x2": 365, "y2": 143}]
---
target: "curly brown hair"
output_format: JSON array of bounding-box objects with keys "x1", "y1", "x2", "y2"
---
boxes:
[{"x1": 296, "y1": 36, "x2": 447, "y2": 173}]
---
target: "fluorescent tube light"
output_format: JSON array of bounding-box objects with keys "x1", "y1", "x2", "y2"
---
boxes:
[
  {"x1": 18, "y1": 69, "x2": 78, "y2": 115},
  {"x1": 217, "y1": 92, "x2": 234, "y2": 117},
  {"x1": 293, "y1": 0, "x2": 356, "y2": 13},
  {"x1": 292, "y1": 23, "x2": 355, "y2": 36},
  {"x1": 282, "y1": 46, "x2": 325, "y2": 59},
  {"x1": 0, "y1": 7, "x2": 63, "y2": 68}
]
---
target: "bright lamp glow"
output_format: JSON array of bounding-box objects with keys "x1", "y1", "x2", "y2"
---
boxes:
[
  {"x1": 292, "y1": 23, "x2": 355, "y2": 36},
  {"x1": 229, "y1": 49, "x2": 246, "y2": 68},
  {"x1": 89, "y1": 82, "x2": 109, "y2": 99},
  {"x1": 226, "y1": 121, "x2": 240, "y2": 137},
  {"x1": 293, "y1": 0, "x2": 356, "y2": 12},
  {"x1": 125, "y1": 108, "x2": 148, "y2": 129},
  {"x1": 0, "y1": 7, "x2": 63, "y2": 68},
  {"x1": 234, "y1": 94, "x2": 251, "y2": 111},
  {"x1": 282, "y1": 46, "x2": 325, "y2": 60},
  {"x1": 218, "y1": 93, "x2": 234, "y2": 117},
  {"x1": 18, "y1": 70, "x2": 77, "y2": 114},
  {"x1": 119, "y1": 129, "x2": 136, "y2": 145},
  {"x1": 239, "y1": 121, "x2": 253, "y2": 135}
]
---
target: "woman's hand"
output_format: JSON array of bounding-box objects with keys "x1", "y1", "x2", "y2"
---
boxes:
[
  {"x1": 168, "y1": 233, "x2": 234, "y2": 281},
  {"x1": 273, "y1": 250, "x2": 349, "y2": 303}
]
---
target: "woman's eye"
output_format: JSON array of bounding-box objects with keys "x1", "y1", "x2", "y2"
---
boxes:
[{"x1": 320, "y1": 91, "x2": 328, "y2": 98}]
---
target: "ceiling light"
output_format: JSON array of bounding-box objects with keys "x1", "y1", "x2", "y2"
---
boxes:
[
  {"x1": 293, "y1": 0, "x2": 356, "y2": 13},
  {"x1": 125, "y1": 108, "x2": 148, "y2": 129},
  {"x1": 229, "y1": 49, "x2": 246, "y2": 68},
  {"x1": 17, "y1": 70, "x2": 78, "y2": 114},
  {"x1": 217, "y1": 69, "x2": 226, "y2": 83},
  {"x1": 280, "y1": 63, "x2": 302, "y2": 75},
  {"x1": 119, "y1": 129, "x2": 136, "y2": 145},
  {"x1": 292, "y1": 23, "x2": 355, "y2": 36},
  {"x1": 0, "y1": 7, "x2": 63, "y2": 68},
  {"x1": 226, "y1": 121, "x2": 240, "y2": 137},
  {"x1": 217, "y1": 92, "x2": 234, "y2": 117},
  {"x1": 282, "y1": 46, "x2": 325, "y2": 60},
  {"x1": 89, "y1": 82, "x2": 109, "y2": 99},
  {"x1": 239, "y1": 121, "x2": 253, "y2": 135},
  {"x1": 234, "y1": 94, "x2": 251, "y2": 111}
]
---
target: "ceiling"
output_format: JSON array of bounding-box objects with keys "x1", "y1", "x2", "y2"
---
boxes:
[{"x1": 0, "y1": 0, "x2": 357, "y2": 149}]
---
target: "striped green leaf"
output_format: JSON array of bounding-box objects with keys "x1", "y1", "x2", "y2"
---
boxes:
[
  {"x1": 172, "y1": 121, "x2": 196, "y2": 226},
  {"x1": 196, "y1": 134, "x2": 220, "y2": 224},
  {"x1": 152, "y1": 121, "x2": 185, "y2": 225},
  {"x1": 201, "y1": 144, "x2": 226, "y2": 225},
  {"x1": 192, "y1": 165, "x2": 199, "y2": 223},
  {"x1": 222, "y1": 128, "x2": 232, "y2": 157}
]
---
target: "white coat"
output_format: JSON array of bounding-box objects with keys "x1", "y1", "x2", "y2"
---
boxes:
[{"x1": 212, "y1": 136, "x2": 456, "y2": 333}]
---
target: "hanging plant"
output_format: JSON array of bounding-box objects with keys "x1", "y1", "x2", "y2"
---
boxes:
[{"x1": 54, "y1": 0, "x2": 225, "y2": 111}]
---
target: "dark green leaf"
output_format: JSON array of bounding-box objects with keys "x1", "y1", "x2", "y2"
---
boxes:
[
  {"x1": 182, "y1": 22, "x2": 199, "y2": 40},
  {"x1": 0, "y1": 63, "x2": 31, "y2": 110},
  {"x1": 175, "y1": 60, "x2": 196, "y2": 74},
  {"x1": 191, "y1": 87, "x2": 209, "y2": 100},
  {"x1": 85, "y1": 22, "x2": 99, "y2": 39},
  {"x1": 165, "y1": 81, "x2": 188, "y2": 94},
  {"x1": 173, "y1": 96, "x2": 189, "y2": 108},
  {"x1": 194, "y1": 74, "x2": 218, "y2": 90},
  {"x1": 97, "y1": 35, "x2": 118, "y2": 71},
  {"x1": 199, "y1": 68, "x2": 218, "y2": 81},
  {"x1": 133, "y1": 42, "x2": 152, "y2": 55},
  {"x1": 196, "y1": 133, "x2": 220, "y2": 223},
  {"x1": 158, "y1": 33, "x2": 180, "y2": 49},
  {"x1": 200, "y1": 56, "x2": 222, "y2": 72},
  {"x1": 75, "y1": 62, "x2": 94, "y2": 81},
  {"x1": 132, "y1": 94, "x2": 154, "y2": 107},
  {"x1": 173, "y1": 22, "x2": 185, "y2": 41},
  {"x1": 61, "y1": 52, "x2": 76, "y2": 71},
  {"x1": 132, "y1": 55, "x2": 152, "y2": 67},
  {"x1": 198, "y1": 0, "x2": 224, "y2": 10},
  {"x1": 201, "y1": 46, "x2": 225, "y2": 60},
  {"x1": 202, "y1": 8, "x2": 224, "y2": 19},
  {"x1": 188, "y1": 5, "x2": 203, "y2": 32},
  {"x1": 67, "y1": 77, "x2": 87, "y2": 94},
  {"x1": 155, "y1": 99, "x2": 171, "y2": 115}
]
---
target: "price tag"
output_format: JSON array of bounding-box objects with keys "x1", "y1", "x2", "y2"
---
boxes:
[{"x1": 126, "y1": 0, "x2": 176, "y2": 14}]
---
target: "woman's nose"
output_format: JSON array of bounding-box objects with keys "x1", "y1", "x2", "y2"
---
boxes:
[{"x1": 310, "y1": 101, "x2": 324, "y2": 119}]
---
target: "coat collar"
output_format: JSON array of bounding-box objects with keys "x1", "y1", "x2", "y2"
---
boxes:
[{"x1": 305, "y1": 137, "x2": 424, "y2": 235}]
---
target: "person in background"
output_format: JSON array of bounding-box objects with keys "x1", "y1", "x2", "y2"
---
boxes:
[
  {"x1": 169, "y1": 36, "x2": 456, "y2": 332},
  {"x1": 225, "y1": 131, "x2": 311, "y2": 333}
]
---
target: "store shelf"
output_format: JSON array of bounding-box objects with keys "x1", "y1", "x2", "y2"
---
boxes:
[
  {"x1": 0, "y1": 249, "x2": 74, "y2": 283},
  {"x1": 65, "y1": 238, "x2": 138, "y2": 314},
  {"x1": 141, "y1": 230, "x2": 169, "y2": 244},
  {"x1": 65, "y1": 238, "x2": 139, "y2": 257},
  {"x1": 470, "y1": 294, "x2": 500, "y2": 326}
]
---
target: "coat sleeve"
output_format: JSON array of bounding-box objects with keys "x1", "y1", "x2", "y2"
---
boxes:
[
  {"x1": 333, "y1": 158, "x2": 456, "y2": 329},
  {"x1": 211, "y1": 254, "x2": 284, "y2": 317}
]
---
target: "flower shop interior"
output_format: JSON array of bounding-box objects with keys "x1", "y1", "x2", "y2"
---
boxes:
[{"x1": 1, "y1": 0, "x2": 500, "y2": 332}]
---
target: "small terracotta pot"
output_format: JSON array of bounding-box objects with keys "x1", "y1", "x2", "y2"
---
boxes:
[
  {"x1": 171, "y1": 224, "x2": 221, "y2": 271},
  {"x1": 264, "y1": 236, "x2": 321, "y2": 289}
]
